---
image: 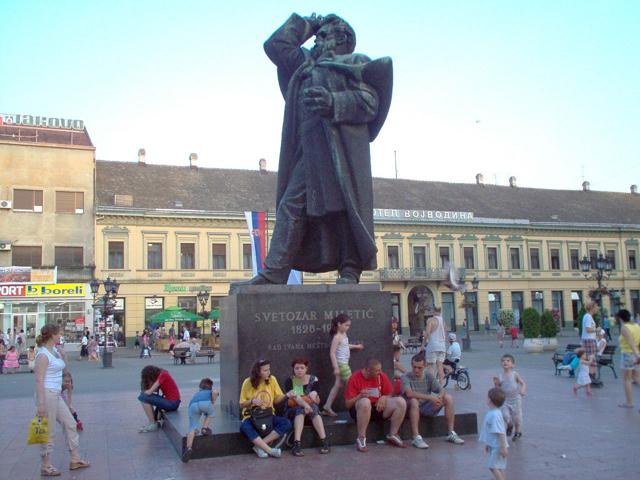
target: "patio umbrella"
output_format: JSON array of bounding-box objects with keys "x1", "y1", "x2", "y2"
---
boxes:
[{"x1": 149, "y1": 306, "x2": 204, "y2": 323}]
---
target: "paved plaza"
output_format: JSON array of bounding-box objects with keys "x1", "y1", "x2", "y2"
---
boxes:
[{"x1": 1, "y1": 333, "x2": 639, "y2": 479}]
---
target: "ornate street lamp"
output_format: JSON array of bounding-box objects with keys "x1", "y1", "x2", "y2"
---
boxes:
[
  {"x1": 580, "y1": 253, "x2": 613, "y2": 306},
  {"x1": 90, "y1": 277, "x2": 120, "y2": 368},
  {"x1": 462, "y1": 276, "x2": 480, "y2": 352},
  {"x1": 197, "y1": 290, "x2": 210, "y2": 338}
]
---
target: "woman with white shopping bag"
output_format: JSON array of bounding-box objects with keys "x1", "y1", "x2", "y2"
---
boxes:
[{"x1": 34, "y1": 323, "x2": 90, "y2": 476}]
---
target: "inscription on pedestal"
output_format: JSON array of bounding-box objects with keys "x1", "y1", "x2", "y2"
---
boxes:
[{"x1": 221, "y1": 285, "x2": 392, "y2": 416}]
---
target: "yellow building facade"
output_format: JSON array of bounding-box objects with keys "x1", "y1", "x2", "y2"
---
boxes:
[{"x1": 95, "y1": 160, "x2": 640, "y2": 342}]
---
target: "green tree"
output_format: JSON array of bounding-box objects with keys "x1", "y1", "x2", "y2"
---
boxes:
[
  {"x1": 540, "y1": 309, "x2": 558, "y2": 338},
  {"x1": 522, "y1": 308, "x2": 541, "y2": 339},
  {"x1": 498, "y1": 309, "x2": 514, "y2": 329}
]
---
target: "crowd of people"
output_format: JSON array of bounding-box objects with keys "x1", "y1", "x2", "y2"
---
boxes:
[{"x1": 20, "y1": 303, "x2": 640, "y2": 477}]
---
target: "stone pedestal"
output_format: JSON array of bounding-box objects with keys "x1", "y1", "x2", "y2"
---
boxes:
[{"x1": 220, "y1": 284, "x2": 392, "y2": 416}]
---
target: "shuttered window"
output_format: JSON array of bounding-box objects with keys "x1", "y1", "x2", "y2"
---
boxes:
[
  {"x1": 56, "y1": 191, "x2": 84, "y2": 213},
  {"x1": 12, "y1": 246, "x2": 42, "y2": 267},
  {"x1": 212, "y1": 244, "x2": 226, "y2": 269},
  {"x1": 55, "y1": 247, "x2": 83, "y2": 267},
  {"x1": 13, "y1": 189, "x2": 43, "y2": 211}
]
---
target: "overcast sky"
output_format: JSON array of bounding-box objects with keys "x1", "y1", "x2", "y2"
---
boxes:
[{"x1": 1, "y1": 0, "x2": 639, "y2": 193}]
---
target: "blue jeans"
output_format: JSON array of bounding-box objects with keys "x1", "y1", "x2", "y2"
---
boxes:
[
  {"x1": 138, "y1": 393, "x2": 180, "y2": 412},
  {"x1": 240, "y1": 415, "x2": 291, "y2": 441},
  {"x1": 188, "y1": 401, "x2": 215, "y2": 432}
]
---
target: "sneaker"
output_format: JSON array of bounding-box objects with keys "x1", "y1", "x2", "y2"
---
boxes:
[
  {"x1": 356, "y1": 437, "x2": 368, "y2": 453},
  {"x1": 385, "y1": 434, "x2": 407, "y2": 448},
  {"x1": 252, "y1": 446, "x2": 268, "y2": 459},
  {"x1": 513, "y1": 432, "x2": 522, "y2": 441},
  {"x1": 138, "y1": 423, "x2": 158, "y2": 433},
  {"x1": 268, "y1": 447, "x2": 282, "y2": 458},
  {"x1": 319, "y1": 438, "x2": 330, "y2": 454},
  {"x1": 446, "y1": 431, "x2": 465, "y2": 445},
  {"x1": 181, "y1": 447, "x2": 193, "y2": 463},
  {"x1": 291, "y1": 440, "x2": 304, "y2": 457},
  {"x1": 412, "y1": 435, "x2": 429, "y2": 449}
]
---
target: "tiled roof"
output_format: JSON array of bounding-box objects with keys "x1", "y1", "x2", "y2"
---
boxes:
[{"x1": 96, "y1": 160, "x2": 640, "y2": 226}]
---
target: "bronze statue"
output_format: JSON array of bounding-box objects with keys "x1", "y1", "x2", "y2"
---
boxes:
[{"x1": 232, "y1": 13, "x2": 392, "y2": 289}]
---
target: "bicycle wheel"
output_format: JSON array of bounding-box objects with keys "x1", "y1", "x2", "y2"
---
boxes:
[{"x1": 456, "y1": 371, "x2": 470, "y2": 390}]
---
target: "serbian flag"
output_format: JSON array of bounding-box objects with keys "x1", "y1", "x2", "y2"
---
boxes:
[
  {"x1": 245, "y1": 211, "x2": 267, "y2": 275},
  {"x1": 244, "y1": 211, "x2": 302, "y2": 284}
]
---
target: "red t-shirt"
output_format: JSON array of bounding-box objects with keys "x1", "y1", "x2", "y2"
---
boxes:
[
  {"x1": 510, "y1": 326, "x2": 518, "y2": 338},
  {"x1": 158, "y1": 370, "x2": 181, "y2": 401},
  {"x1": 344, "y1": 369, "x2": 393, "y2": 405}
]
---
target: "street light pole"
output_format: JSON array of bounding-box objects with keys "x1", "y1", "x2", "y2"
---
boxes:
[
  {"x1": 90, "y1": 276, "x2": 120, "y2": 368},
  {"x1": 197, "y1": 290, "x2": 209, "y2": 340},
  {"x1": 462, "y1": 276, "x2": 480, "y2": 352},
  {"x1": 579, "y1": 253, "x2": 613, "y2": 308}
]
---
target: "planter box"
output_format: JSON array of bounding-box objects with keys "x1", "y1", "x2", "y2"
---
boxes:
[
  {"x1": 542, "y1": 337, "x2": 558, "y2": 351},
  {"x1": 523, "y1": 338, "x2": 544, "y2": 353}
]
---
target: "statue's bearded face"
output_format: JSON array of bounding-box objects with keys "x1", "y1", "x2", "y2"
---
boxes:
[{"x1": 311, "y1": 24, "x2": 347, "y2": 59}]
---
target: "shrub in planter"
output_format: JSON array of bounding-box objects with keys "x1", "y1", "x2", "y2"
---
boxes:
[
  {"x1": 540, "y1": 310, "x2": 558, "y2": 338},
  {"x1": 522, "y1": 308, "x2": 541, "y2": 339},
  {"x1": 498, "y1": 309, "x2": 514, "y2": 329}
]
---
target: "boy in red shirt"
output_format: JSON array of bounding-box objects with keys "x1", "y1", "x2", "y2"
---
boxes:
[
  {"x1": 344, "y1": 358, "x2": 407, "y2": 452},
  {"x1": 510, "y1": 326, "x2": 519, "y2": 348}
]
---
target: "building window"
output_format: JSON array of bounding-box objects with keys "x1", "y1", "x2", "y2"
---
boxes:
[
  {"x1": 441, "y1": 292, "x2": 456, "y2": 331},
  {"x1": 387, "y1": 246, "x2": 400, "y2": 269},
  {"x1": 147, "y1": 242, "x2": 163, "y2": 269},
  {"x1": 413, "y1": 246, "x2": 426, "y2": 270},
  {"x1": 552, "y1": 291, "x2": 565, "y2": 328},
  {"x1": 510, "y1": 248, "x2": 521, "y2": 270},
  {"x1": 108, "y1": 241, "x2": 124, "y2": 269},
  {"x1": 212, "y1": 243, "x2": 226, "y2": 269},
  {"x1": 391, "y1": 293, "x2": 402, "y2": 334},
  {"x1": 243, "y1": 244, "x2": 253, "y2": 270},
  {"x1": 13, "y1": 189, "x2": 43, "y2": 212},
  {"x1": 607, "y1": 249, "x2": 616, "y2": 270},
  {"x1": 178, "y1": 296, "x2": 197, "y2": 314},
  {"x1": 529, "y1": 248, "x2": 540, "y2": 270},
  {"x1": 487, "y1": 247, "x2": 498, "y2": 270},
  {"x1": 55, "y1": 191, "x2": 84, "y2": 214},
  {"x1": 11, "y1": 246, "x2": 42, "y2": 267},
  {"x1": 439, "y1": 246, "x2": 450, "y2": 268},
  {"x1": 629, "y1": 250, "x2": 637, "y2": 270},
  {"x1": 532, "y1": 291, "x2": 544, "y2": 314},
  {"x1": 589, "y1": 249, "x2": 598, "y2": 268},
  {"x1": 180, "y1": 243, "x2": 195, "y2": 269},
  {"x1": 54, "y1": 246, "x2": 83, "y2": 267},
  {"x1": 464, "y1": 247, "x2": 475, "y2": 269},
  {"x1": 550, "y1": 248, "x2": 560, "y2": 270},
  {"x1": 570, "y1": 249, "x2": 580, "y2": 270}
]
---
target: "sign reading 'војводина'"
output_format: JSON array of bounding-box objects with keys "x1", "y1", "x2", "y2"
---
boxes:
[
  {"x1": 373, "y1": 208, "x2": 474, "y2": 222},
  {"x1": 0, "y1": 113, "x2": 84, "y2": 131}
]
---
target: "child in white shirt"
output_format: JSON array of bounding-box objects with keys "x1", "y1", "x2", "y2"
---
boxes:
[{"x1": 479, "y1": 387, "x2": 509, "y2": 480}]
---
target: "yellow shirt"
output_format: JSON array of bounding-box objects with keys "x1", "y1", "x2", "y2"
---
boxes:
[
  {"x1": 239, "y1": 376, "x2": 284, "y2": 419},
  {"x1": 620, "y1": 323, "x2": 640, "y2": 353}
]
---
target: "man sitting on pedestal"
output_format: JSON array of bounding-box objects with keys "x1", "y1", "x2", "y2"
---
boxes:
[
  {"x1": 344, "y1": 358, "x2": 407, "y2": 452},
  {"x1": 401, "y1": 352, "x2": 465, "y2": 448}
]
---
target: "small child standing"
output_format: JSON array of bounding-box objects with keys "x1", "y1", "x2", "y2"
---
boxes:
[
  {"x1": 493, "y1": 354, "x2": 526, "y2": 441},
  {"x1": 27, "y1": 345, "x2": 36, "y2": 372},
  {"x1": 509, "y1": 326, "x2": 519, "y2": 348},
  {"x1": 321, "y1": 314, "x2": 364, "y2": 416},
  {"x1": 573, "y1": 348, "x2": 592, "y2": 396},
  {"x1": 62, "y1": 370, "x2": 84, "y2": 431},
  {"x1": 182, "y1": 378, "x2": 219, "y2": 463},
  {"x1": 392, "y1": 345, "x2": 406, "y2": 395},
  {"x1": 479, "y1": 387, "x2": 509, "y2": 480}
]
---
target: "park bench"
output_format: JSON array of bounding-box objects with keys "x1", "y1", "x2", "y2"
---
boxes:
[
  {"x1": 172, "y1": 346, "x2": 215, "y2": 365},
  {"x1": 552, "y1": 343, "x2": 580, "y2": 375},
  {"x1": 405, "y1": 337, "x2": 422, "y2": 353},
  {"x1": 597, "y1": 345, "x2": 617, "y2": 379}
]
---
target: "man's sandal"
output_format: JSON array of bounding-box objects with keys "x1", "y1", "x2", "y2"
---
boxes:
[
  {"x1": 40, "y1": 465, "x2": 61, "y2": 477},
  {"x1": 69, "y1": 459, "x2": 90, "y2": 470}
]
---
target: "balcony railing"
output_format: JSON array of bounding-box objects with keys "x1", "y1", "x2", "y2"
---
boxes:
[{"x1": 379, "y1": 267, "x2": 466, "y2": 281}]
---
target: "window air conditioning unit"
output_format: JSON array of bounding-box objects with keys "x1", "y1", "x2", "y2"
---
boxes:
[
  {"x1": 0, "y1": 200, "x2": 12, "y2": 209},
  {"x1": 0, "y1": 242, "x2": 11, "y2": 251}
]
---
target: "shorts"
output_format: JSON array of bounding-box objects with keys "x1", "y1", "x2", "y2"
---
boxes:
[
  {"x1": 425, "y1": 351, "x2": 446, "y2": 364},
  {"x1": 338, "y1": 362, "x2": 352, "y2": 381},
  {"x1": 188, "y1": 400, "x2": 215, "y2": 432},
  {"x1": 487, "y1": 446, "x2": 507, "y2": 469},
  {"x1": 621, "y1": 352, "x2": 639, "y2": 371},
  {"x1": 501, "y1": 397, "x2": 522, "y2": 426},
  {"x1": 418, "y1": 400, "x2": 443, "y2": 417},
  {"x1": 349, "y1": 404, "x2": 385, "y2": 422},
  {"x1": 285, "y1": 402, "x2": 320, "y2": 419},
  {"x1": 581, "y1": 339, "x2": 597, "y2": 357}
]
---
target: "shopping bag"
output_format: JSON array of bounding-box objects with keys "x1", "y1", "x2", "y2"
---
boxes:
[{"x1": 27, "y1": 416, "x2": 49, "y2": 445}]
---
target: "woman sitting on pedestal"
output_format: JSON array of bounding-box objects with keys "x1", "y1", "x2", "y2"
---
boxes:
[{"x1": 138, "y1": 365, "x2": 181, "y2": 432}]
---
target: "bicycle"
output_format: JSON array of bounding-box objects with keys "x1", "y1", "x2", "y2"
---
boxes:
[{"x1": 442, "y1": 360, "x2": 471, "y2": 390}]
